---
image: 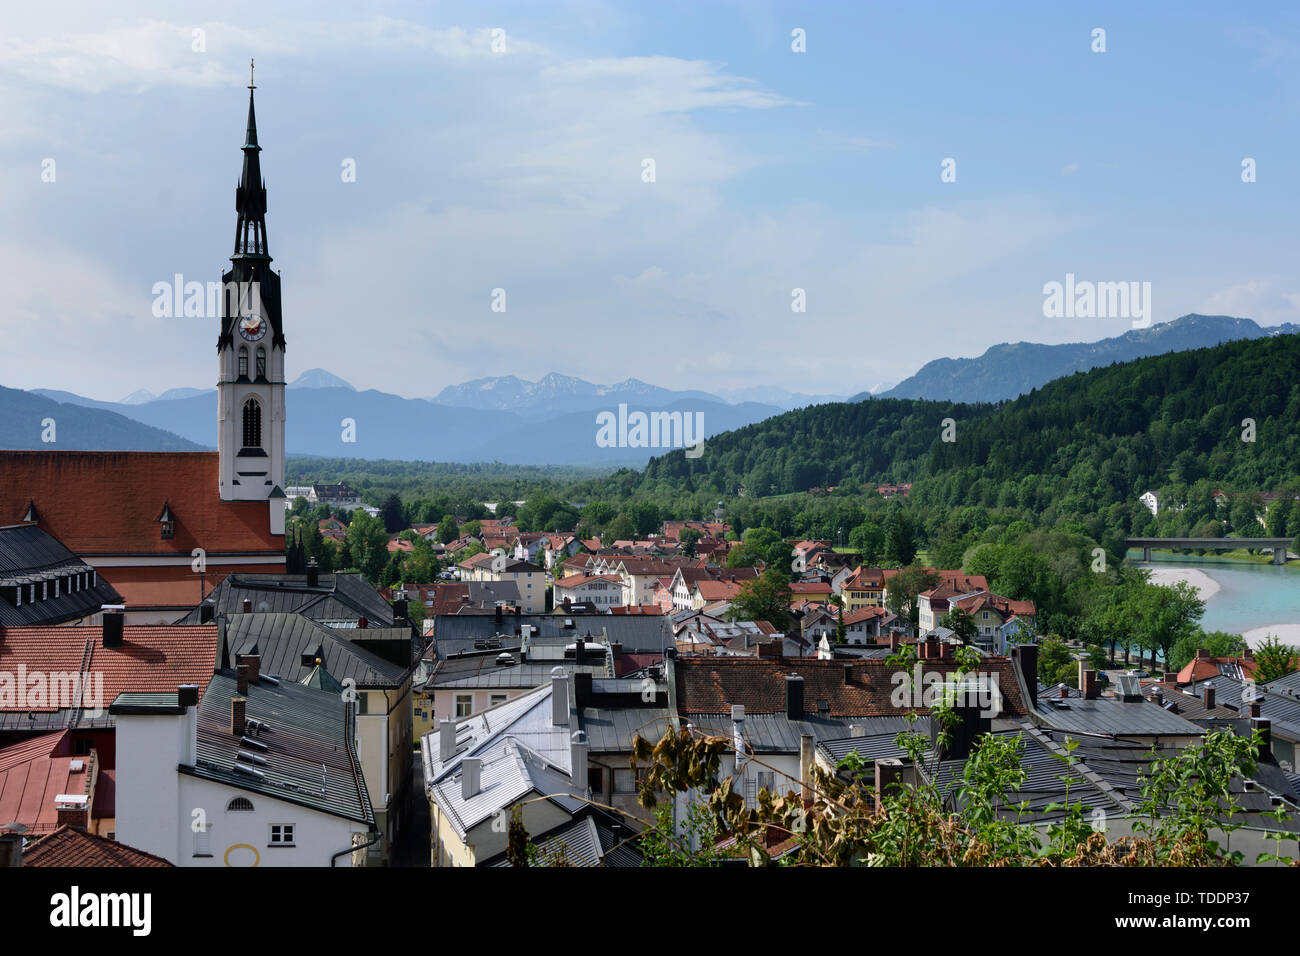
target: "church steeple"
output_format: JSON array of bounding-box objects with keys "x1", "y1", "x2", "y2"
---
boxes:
[
  {"x1": 234, "y1": 60, "x2": 269, "y2": 260},
  {"x1": 216, "y1": 62, "x2": 287, "y2": 515}
]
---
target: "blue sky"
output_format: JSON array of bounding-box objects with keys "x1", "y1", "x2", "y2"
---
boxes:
[{"x1": 1, "y1": 1, "x2": 1297, "y2": 400}]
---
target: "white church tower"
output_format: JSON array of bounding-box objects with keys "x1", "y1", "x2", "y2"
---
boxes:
[{"x1": 217, "y1": 61, "x2": 286, "y2": 524}]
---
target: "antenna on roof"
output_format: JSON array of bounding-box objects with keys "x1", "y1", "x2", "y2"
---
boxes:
[{"x1": 321, "y1": 763, "x2": 327, "y2": 795}]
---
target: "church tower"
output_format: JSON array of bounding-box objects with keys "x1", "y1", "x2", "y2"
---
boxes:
[{"x1": 217, "y1": 61, "x2": 286, "y2": 506}]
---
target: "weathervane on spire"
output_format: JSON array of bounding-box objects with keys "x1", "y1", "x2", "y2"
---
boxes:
[{"x1": 248, "y1": 58, "x2": 256, "y2": 90}]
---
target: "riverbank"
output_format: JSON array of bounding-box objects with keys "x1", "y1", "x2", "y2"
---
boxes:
[
  {"x1": 1144, "y1": 566, "x2": 1222, "y2": 602},
  {"x1": 1242, "y1": 624, "x2": 1300, "y2": 648}
]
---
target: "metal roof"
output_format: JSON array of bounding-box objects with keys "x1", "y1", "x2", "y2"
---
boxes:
[
  {"x1": 0, "y1": 524, "x2": 123, "y2": 626},
  {"x1": 580, "y1": 706, "x2": 672, "y2": 753},
  {"x1": 183, "y1": 671, "x2": 374, "y2": 826},
  {"x1": 1031, "y1": 696, "x2": 1204, "y2": 736},
  {"x1": 431, "y1": 613, "x2": 671, "y2": 654},
  {"x1": 173, "y1": 572, "x2": 394, "y2": 626},
  {"x1": 484, "y1": 811, "x2": 642, "y2": 867},
  {"x1": 223, "y1": 613, "x2": 409, "y2": 688}
]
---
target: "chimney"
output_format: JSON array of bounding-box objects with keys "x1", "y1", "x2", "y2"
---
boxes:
[
  {"x1": 931, "y1": 703, "x2": 990, "y2": 760},
  {"x1": 1163, "y1": 671, "x2": 1177, "y2": 683},
  {"x1": 552, "y1": 669, "x2": 570, "y2": 726},
  {"x1": 785, "y1": 674, "x2": 805, "y2": 720},
  {"x1": 571, "y1": 731, "x2": 589, "y2": 792},
  {"x1": 514, "y1": 605, "x2": 521, "y2": 617},
  {"x1": 242, "y1": 598, "x2": 252, "y2": 613},
  {"x1": 393, "y1": 598, "x2": 408, "y2": 621},
  {"x1": 573, "y1": 671, "x2": 593, "y2": 708},
  {"x1": 0, "y1": 825, "x2": 24, "y2": 868},
  {"x1": 178, "y1": 684, "x2": 199, "y2": 709},
  {"x1": 1250, "y1": 700, "x2": 1262, "y2": 718},
  {"x1": 874, "y1": 758, "x2": 903, "y2": 812},
  {"x1": 462, "y1": 757, "x2": 481, "y2": 799},
  {"x1": 888, "y1": 631, "x2": 901, "y2": 652},
  {"x1": 575, "y1": 638, "x2": 586, "y2": 664},
  {"x1": 237, "y1": 663, "x2": 250, "y2": 695},
  {"x1": 799, "y1": 733, "x2": 814, "y2": 804},
  {"x1": 306, "y1": 557, "x2": 319, "y2": 587},
  {"x1": 1078, "y1": 659, "x2": 1089, "y2": 692},
  {"x1": 358, "y1": 616, "x2": 368, "y2": 629},
  {"x1": 231, "y1": 696, "x2": 247, "y2": 736},
  {"x1": 179, "y1": 684, "x2": 198, "y2": 765},
  {"x1": 1203, "y1": 685, "x2": 1215, "y2": 710},
  {"x1": 439, "y1": 719, "x2": 456, "y2": 762},
  {"x1": 237, "y1": 654, "x2": 260, "y2": 684},
  {"x1": 102, "y1": 606, "x2": 124, "y2": 648},
  {"x1": 495, "y1": 603, "x2": 502, "y2": 622},
  {"x1": 199, "y1": 601, "x2": 215, "y2": 624},
  {"x1": 1013, "y1": 643, "x2": 1038, "y2": 702},
  {"x1": 1083, "y1": 670, "x2": 1099, "y2": 701},
  {"x1": 55, "y1": 797, "x2": 89, "y2": 831},
  {"x1": 1252, "y1": 717, "x2": 1272, "y2": 759},
  {"x1": 1195, "y1": 647, "x2": 1210, "y2": 660}
]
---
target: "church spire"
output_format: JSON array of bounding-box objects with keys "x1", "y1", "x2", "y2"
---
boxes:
[{"x1": 234, "y1": 58, "x2": 269, "y2": 259}]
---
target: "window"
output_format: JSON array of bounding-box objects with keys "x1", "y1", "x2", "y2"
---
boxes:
[
  {"x1": 241, "y1": 398, "x2": 262, "y2": 448},
  {"x1": 590, "y1": 766, "x2": 605, "y2": 793},
  {"x1": 613, "y1": 768, "x2": 635, "y2": 793},
  {"x1": 489, "y1": 694, "x2": 508, "y2": 707},
  {"x1": 238, "y1": 346, "x2": 249, "y2": 378},
  {"x1": 160, "y1": 521, "x2": 174, "y2": 540},
  {"x1": 226, "y1": 797, "x2": 254, "y2": 812},
  {"x1": 454, "y1": 695, "x2": 472, "y2": 718},
  {"x1": 269, "y1": 824, "x2": 295, "y2": 846},
  {"x1": 255, "y1": 346, "x2": 266, "y2": 379}
]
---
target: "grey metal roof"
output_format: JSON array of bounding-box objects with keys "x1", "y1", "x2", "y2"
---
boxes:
[
  {"x1": 223, "y1": 613, "x2": 409, "y2": 688},
  {"x1": 182, "y1": 671, "x2": 374, "y2": 826},
  {"x1": 431, "y1": 613, "x2": 671, "y2": 654},
  {"x1": 686, "y1": 713, "x2": 890, "y2": 753},
  {"x1": 1265, "y1": 670, "x2": 1300, "y2": 698},
  {"x1": 1031, "y1": 696, "x2": 1205, "y2": 736},
  {"x1": 1188, "y1": 675, "x2": 1300, "y2": 739},
  {"x1": 484, "y1": 811, "x2": 642, "y2": 867},
  {"x1": 817, "y1": 717, "x2": 936, "y2": 765},
  {"x1": 0, "y1": 524, "x2": 122, "y2": 626},
  {"x1": 173, "y1": 572, "x2": 394, "y2": 626},
  {"x1": 580, "y1": 706, "x2": 672, "y2": 753}
]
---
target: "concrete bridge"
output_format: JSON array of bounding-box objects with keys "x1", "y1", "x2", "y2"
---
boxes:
[{"x1": 1127, "y1": 537, "x2": 1293, "y2": 565}]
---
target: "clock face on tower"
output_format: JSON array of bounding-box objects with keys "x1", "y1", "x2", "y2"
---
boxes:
[{"x1": 238, "y1": 314, "x2": 267, "y2": 342}]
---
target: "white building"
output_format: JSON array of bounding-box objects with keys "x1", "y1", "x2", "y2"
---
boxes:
[{"x1": 110, "y1": 672, "x2": 376, "y2": 867}]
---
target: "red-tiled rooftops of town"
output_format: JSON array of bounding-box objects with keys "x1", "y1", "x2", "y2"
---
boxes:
[{"x1": 22, "y1": 825, "x2": 174, "y2": 867}]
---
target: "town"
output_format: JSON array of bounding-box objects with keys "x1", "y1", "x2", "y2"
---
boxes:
[{"x1": 1, "y1": 12, "x2": 1298, "y2": 932}]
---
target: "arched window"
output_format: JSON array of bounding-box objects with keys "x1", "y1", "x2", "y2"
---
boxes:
[
  {"x1": 242, "y1": 398, "x2": 262, "y2": 448},
  {"x1": 238, "y1": 346, "x2": 249, "y2": 378},
  {"x1": 255, "y1": 346, "x2": 266, "y2": 379},
  {"x1": 226, "y1": 797, "x2": 255, "y2": 812}
]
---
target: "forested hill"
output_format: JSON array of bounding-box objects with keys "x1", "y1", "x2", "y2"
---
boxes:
[{"x1": 636, "y1": 332, "x2": 1300, "y2": 514}]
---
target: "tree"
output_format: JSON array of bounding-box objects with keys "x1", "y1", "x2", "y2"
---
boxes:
[
  {"x1": 345, "y1": 511, "x2": 391, "y2": 583},
  {"x1": 1254, "y1": 636, "x2": 1300, "y2": 683},
  {"x1": 437, "y1": 514, "x2": 460, "y2": 544},
  {"x1": 728, "y1": 567, "x2": 794, "y2": 633},
  {"x1": 380, "y1": 493, "x2": 406, "y2": 533},
  {"x1": 1038, "y1": 637, "x2": 1078, "y2": 688},
  {"x1": 848, "y1": 520, "x2": 885, "y2": 564},
  {"x1": 885, "y1": 511, "x2": 917, "y2": 566},
  {"x1": 941, "y1": 606, "x2": 978, "y2": 644},
  {"x1": 883, "y1": 566, "x2": 940, "y2": 633},
  {"x1": 679, "y1": 528, "x2": 703, "y2": 557}
]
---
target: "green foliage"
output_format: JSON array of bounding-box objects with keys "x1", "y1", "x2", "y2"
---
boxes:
[
  {"x1": 1169, "y1": 631, "x2": 1247, "y2": 672},
  {"x1": 638, "y1": 801, "x2": 725, "y2": 867},
  {"x1": 728, "y1": 568, "x2": 794, "y2": 633},
  {"x1": 1253, "y1": 636, "x2": 1300, "y2": 683}
]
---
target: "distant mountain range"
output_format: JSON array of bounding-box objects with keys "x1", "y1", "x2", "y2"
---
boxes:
[
  {"x1": 19, "y1": 371, "x2": 791, "y2": 465},
  {"x1": 11, "y1": 315, "x2": 1296, "y2": 464},
  {"x1": 866, "y1": 314, "x2": 1298, "y2": 403}
]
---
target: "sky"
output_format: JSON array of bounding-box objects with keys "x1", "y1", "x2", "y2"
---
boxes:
[{"x1": 1, "y1": 1, "x2": 1298, "y2": 401}]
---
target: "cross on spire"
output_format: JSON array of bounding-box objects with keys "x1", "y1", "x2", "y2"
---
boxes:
[{"x1": 249, "y1": 58, "x2": 256, "y2": 90}]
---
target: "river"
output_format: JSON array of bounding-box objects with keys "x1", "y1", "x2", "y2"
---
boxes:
[{"x1": 1126, "y1": 549, "x2": 1300, "y2": 647}]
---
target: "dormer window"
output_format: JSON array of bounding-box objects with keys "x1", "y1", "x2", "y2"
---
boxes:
[{"x1": 158, "y1": 501, "x2": 175, "y2": 540}]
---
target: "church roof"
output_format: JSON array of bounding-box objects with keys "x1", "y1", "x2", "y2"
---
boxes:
[{"x1": 0, "y1": 451, "x2": 283, "y2": 556}]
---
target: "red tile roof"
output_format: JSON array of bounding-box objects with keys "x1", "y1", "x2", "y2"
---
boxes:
[
  {"x1": 22, "y1": 825, "x2": 174, "y2": 867},
  {"x1": 0, "y1": 451, "x2": 283, "y2": 556},
  {"x1": 609, "y1": 605, "x2": 665, "y2": 615},
  {"x1": 675, "y1": 656, "x2": 1026, "y2": 717},
  {"x1": 0, "y1": 625, "x2": 219, "y2": 712}
]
